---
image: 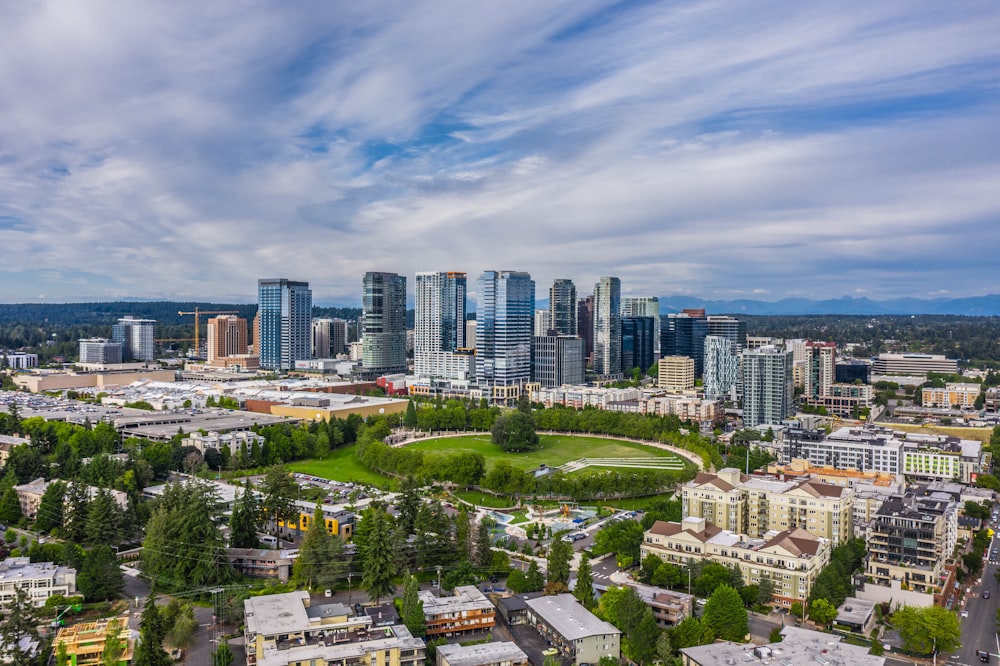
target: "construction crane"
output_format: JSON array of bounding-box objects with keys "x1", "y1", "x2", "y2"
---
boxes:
[{"x1": 177, "y1": 308, "x2": 239, "y2": 358}]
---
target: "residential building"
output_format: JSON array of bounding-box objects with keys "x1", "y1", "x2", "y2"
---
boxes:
[
  {"x1": 705, "y1": 315, "x2": 746, "y2": 351},
  {"x1": 475, "y1": 271, "x2": 535, "y2": 393},
  {"x1": 257, "y1": 279, "x2": 313, "y2": 371},
  {"x1": 532, "y1": 335, "x2": 585, "y2": 387},
  {"x1": 764, "y1": 458, "x2": 902, "y2": 492},
  {"x1": 741, "y1": 345, "x2": 794, "y2": 428},
  {"x1": 78, "y1": 338, "x2": 123, "y2": 365},
  {"x1": 803, "y1": 341, "x2": 836, "y2": 398},
  {"x1": 621, "y1": 316, "x2": 655, "y2": 374},
  {"x1": 419, "y1": 585, "x2": 495, "y2": 637},
  {"x1": 111, "y1": 316, "x2": 156, "y2": 362},
  {"x1": 921, "y1": 383, "x2": 981, "y2": 409},
  {"x1": 872, "y1": 353, "x2": 958, "y2": 376},
  {"x1": 243, "y1": 591, "x2": 425, "y2": 666},
  {"x1": 681, "y1": 468, "x2": 854, "y2": 543},
  {"x1": 534, "y1": 309, "x2": 551, "y2": 336},
  {"x1": 524, "y1": 594, "x2": 621, "y2": 665},
  {"x1": 329, "y1": 318, "x2": 348, "y2": 356},
  {"x1": 207, "y1": 315, "x2": 258, "y2": 369},
  {"x1": 436, "y1": 642, "x2": 529, "y2": 666},
  {"x1": 549, "y1": 279, "x2": 578, "y2": 336},
  {"x1": 360, "y1": 272, "x2": 408, "y2": 379},
  {"x1": 659, "y1": 356, "x2": 695, "y2": 391},
  {"x1": 622, "y1": 297, "x2": 660, "y2": 356},
  {"x1": 415, "y1": 271, "x2": 470, "y2": 380},
  {"x1": 577, "y1": 295, "x2": 594, "y2": 364},
  {"x1": 680, "y1": 625, "x2": 885, "y2": 666},
  {"x1": 624, "y1": 582, "x2": 693, "y2": 627},
  {"x1": 702, "y1": 335, "x2": 738, "y2": 400},
  {"x1": 641, "y1": 518, "x2": 832, "y2": 607},
  {"x1": 311, "y1": 318, "x2": 333, "y2": 358},
  {"x1": 662, "y1": 310, "x2": 708, "y2": 376},
  {"x1": 0, "y1": 557, "x2": 77, "y2": 606},
  {"x1": 53, "y1": 615, "x2": 134, "y2": 666},
  {"x1": 593, "y1": 277, "x2": 622, "y2": 377},
  {"x1": 13, "y1": 478, "x2": 127, "y2": 521},
  {"x1": 227, "y1": 548, "x2": 297, "y2": 582}
]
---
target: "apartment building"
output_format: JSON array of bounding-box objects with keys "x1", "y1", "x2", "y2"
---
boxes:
[
  {"x1": 658, "y1": 356, "x2": 695, "y2": 391},
  {"x1": 624, "y1": 582, "x2": 694, "y2": 627},
  {"x1": 13, "y1": 478, "x2": 128, "y2": 521},
  {"x1": 921, "y1": 383, "x2": 981, "y2": 410},
  {"x1": 641, "y1": 517, "x2": 832, "y2": 607},
  {"x1": 681, "y1": 468, "x2": 854, "y2": 543},
  {"x1": 0, "y1": 557, "x2": 77, "y2": 607},
  {"x1": 53, "y1": 615, "x2": 134, "y2": 666},
  {"x1": 436, "y1": 642, "x2": 529, "y2": 666},
  {"x1": 524, "y1": 594, "x2": 621, "y2": 665},
  {"x1": 243, "y1": 591, "x2": 425, "y2": 666},
  {"x1": 418, "y1": 586, "x2": 495, "y2": 638},
  {"x1": 181, "y1": 430, "x2": 265, "y2": 456}
]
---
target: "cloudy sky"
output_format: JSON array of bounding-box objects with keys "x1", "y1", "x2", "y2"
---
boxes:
[{"x1": 1, "y1": 1, "x2": 999, "y2": 305}]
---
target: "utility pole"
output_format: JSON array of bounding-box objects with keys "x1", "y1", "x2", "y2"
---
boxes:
[
  {"x1": 347, "y1": 572, "x2": 353, "y2": 604},
  {"x1": 437, "y1": 565, "x2": 443, "y2": 591}
]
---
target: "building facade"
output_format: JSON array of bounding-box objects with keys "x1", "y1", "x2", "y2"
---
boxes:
[
  {"x1": 207, "y1": 315, "x2": 256, "y2": 368},
  {"x1": 0, "y1": 557, "x2": 77, "y2": 606},
  {"x1": 741, "y1": 345, "x2": 794, "y2": 427},
  {"x1": 592, "y1": 277, "x2": 621, "y2": 377},
  {"x1": 658, "y1": 356, "x2": 695, "y2": 391},
  {"x1": 532, "y1": 335, "x2": 585, "y2": 388},
  {"x1": 361, "y1": 272, "x2": 408, "y2": 379},
  {"x1": 549, "y1": 279, "x2": 578, "y2": 336},
  {"x1": 414, "y1": 271, "x2": 469, "y2": 380},
  {"x1": 524, "y1": 594, "x2": 621, "y2": 665},
  {"x1": 622, "y1": 297, "x2": 661, "y2": 356},
  {"x1": 257, "y1": 279, "x2": 313, "y2": 371},
  {"x1": 702, "y1": 335, "x2": 738, "y2": 400},
  {"x1": 621, "y1": 316, "x2": 655, "y2": 374},
  {"x1": 475, "y1": 271, "x2": 535, "y2": 391},
  {"x1": 872, "y1": 353, "x2": 958, "y2": 376},
  {"x1": 418, "y1": 586, "x2": 495, "y2": 638},
  {"x1": 78, "y1": 338, "x2": 123, "y2": 365},
  {"x1": 577, "y1": 295, "x2": 594, "y2": 365},
  {"x1": 111, "y1": 316, "x2": 156, "y2": 362},
  {"x1": 662, "y1": 310, "x2": 708, "y2": 377}
]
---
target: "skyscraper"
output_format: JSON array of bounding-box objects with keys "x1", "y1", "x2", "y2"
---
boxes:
[
  {"x1": 549, "y1": 279, "x2": 578, "y2": 336},
  {"x1": 593, "y1": 276, "x2": 622, "y2": 376},
  {"x1": 361, "y1": 272, "x2": 408, "y2": 378},
  {"x1": 703, "y1": 335, "x2": 739, "y2": 400},
  {"x1": 804, "y1": 341, "x2": 837, "y2": 398},
  {"x1": 577, "y1": 295, "x2": 594, "y2": 365},
  {"x1": 475, "y1": 270, "x2": 534, "y2": 389},
  {"x1": 532, "y1": 335, "x2": 585, "y2": 387},
  {"x1": 207, "y1": 315, "x2": 249, "y2": 363},
  {"x1": 622, "y1": 297, "x2": 660, "y2": 356},
  {"x1": 621, "y1": 316, "x2": 655, "y2": 374},
  {"x1": 706, "y1": 315, "x2": 747, "y2": 351},
  {"x1": 111, "y1": 316, "x2": 156, "y2": 362},
  {"x1": 330, "y1": 318, "x2": 348, "y2": 356},
  {"x1": 415, "y1": 271, "x2": 471, "y2": 379},
  {"x1": 662, "y1": 309, "x2": 708, "y2": 376},
  {"x1": 741, "y1": 345, "x2": 794, "y2": 427},
  {"x1": 312, "y1": 318, "x2": 332, "y2": 358},
  {"x1": 257, "y1": 279, "x2": 313, "y2": 371}
]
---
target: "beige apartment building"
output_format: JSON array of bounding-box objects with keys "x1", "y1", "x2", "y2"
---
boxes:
[
  {"x1": 682, "y1": 468, "x2": 854, "y2": 543},
  {"x1": 641, "y1": 517, "x2": 831, "y2": 607},
  {"x1": 658, "y1": 356, "x2": 695, "y2": 391}
]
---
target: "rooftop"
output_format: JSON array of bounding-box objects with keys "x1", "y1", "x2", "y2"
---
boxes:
[
  {"x1": 680, "y1": 626, "x2": 884, "y2": 666},
  {"x1": 436, "y1": 641, "x2": 528, "y2": 666},
  {"x1": 524, "y1": 594, "x2": 620, "y2": 641},
  {"x1": 419, "y1": 585, "x2": 494, "y2": 615},
  {"x1": 244, "y1": 590, "x2": 312, "y2": 636}
]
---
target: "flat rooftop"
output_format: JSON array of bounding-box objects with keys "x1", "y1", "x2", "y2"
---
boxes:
[
  {"x1": 524, "y1": 594, "x2": 620, "y2": 641},
  {"x1": 436, "y1": 641, "x2": 528, "y2": 666}
]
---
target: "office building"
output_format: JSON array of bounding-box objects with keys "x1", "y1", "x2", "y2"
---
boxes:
[
  {"x1": 360, "y1": 272, "x2": 407, "y2": 379},
  {"x1": 641, "y1": 518, "x2": 831, "y2": 608},
  {"x1": 414, "y1": 271, "x2": 468, "y2": 380},
  {"x1": 658, "y1": 356, "x2": 695, "y2": 391},
  {"x1": 621, "y1": 316, "x2": 655, "y2": 374},
  {"x1": 662, "y1": 310, "x2": 708, "y2": 376},
  {"x1": 872, "y1": 353, "x2": 958, "y2": 377},
  {"x1": 706, "y1": 315, "x2": 746, "y2": 351},
  {"x1": 702, "y1": 335, "x2": 738, "y2": 400},
  {"x1": 111, "y1": 316, "x2": 156, "y2": 362},
  {"x1": 419, "y1": 586, "x2": 495, "y2": 638},
  {"x1": 475, "y1": 270, "x2": 534, "y2": 392},
  {"x1": 311, "y1": 318, "x2": 333, "y2": 358},
  {"x1": 549, "y1": 279, "x2": 578, "y2": 336},
  {"x1": 577, "y1": 295, "x2": 594, "y2": 365},
  {"x1": 0, "y1": 352, "x2": 37, "y2": 370},
  {"x1": 533, "y1": 335, "x2": 585, "y2": 388},
  {"x1": 78, "y1": 338, "x2": 123, "y2": 365},
  {"x1": 836, "y1": 359, "x2": 871, "y2": 384},
  {"x1": 524, "y1": 594, "x2": 620, "y2": 665},
  {"x1": 533, "y1": 309, "x2": 551, "y2": 336},
  {"x1": 329, "y1": 318, "x2": 348, "y2": 356},
  {"x1": 0, "y1": 557, "x2": 77, "y2": 606},
  {"x1": 257, "y1": 279, "x2": 313, "y2": 371},
  {"x1": 741, "y1": 346, "x2": 794, "y2": 427},
  {"x1": 207, "y1": 315, "x2": 258, "y2": 369},
  {"x1": 592, "y1": 277, "x2": 622, "y2": 377},
  {"x1": 622, "y1": 296, "x2": 660, "y2": 355}
]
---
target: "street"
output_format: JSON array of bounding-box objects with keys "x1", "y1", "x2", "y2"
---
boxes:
[{"x1": 947, "y1": 533, "x2": 1000, "y2": 666}]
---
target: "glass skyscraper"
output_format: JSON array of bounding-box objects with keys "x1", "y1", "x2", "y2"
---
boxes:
[
  {"x1": 548, "y1": 279, "x2": 577, "y2": 336},
  {"x1": 593, "y1": 276, "x2": 622, "y2": 376},
  {"x1": 621, "y1": 316, "x2": 655, "y2": 374},
  {"x1": 257, "y1": 278, "x2": 312, "y2": 370},
  {"x1": 414, "y1": 271, "x2": 468, "y2": 379},
  {"x1": 111, "y1": 316, "x2": 156, "y2": 362},
  {"x1": 741, "y1": 345, "x2": 794, "y2": 427},
  {"x1": 361, "y1": 272, "x2": 408, "y2": 378},
  {"x1": 703, "y1": 335, "x2": 739, "y2": 400},
  {"x1": 475, "y1": 270, "x2": 534, "y2": 388}
]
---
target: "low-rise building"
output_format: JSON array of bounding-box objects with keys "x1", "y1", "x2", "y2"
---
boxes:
[
  {"x1": 625, "y1": 582, "x2": 693, "y2": 627},
  {"x1": 836, "y1": 597, "x2": 877, "y2": 636},
  {"x1": 13, "y1": 478, "x2": 128, "y2": 521},
  {"x1": 436, "y1": 642, "x2": 529, "y2": 666},
  {"x1": 181, "y1": 430, "x2": 265, "y2": 456},
  {"x1": 921, "y1": 383, "x2": 981, "y2": 410},
  {"x1": 0, "y1": 434, "x2": 30, "y2": 466},
  {"x1": 680, "y1": 625, "x2": 884, "y2": 666},
  {"x1": 227, "y1": 548, "x2": 297, "y2": 582},
  {"x1": 524, "y1": 594, "x2": 621, "y2": 665},
  {"x1": 243, "y1": 590, "x2": 425, "y2": 666},
  {"x1": 641, "y1": 518, "x2": 831, "y2": 607},
  {"x1": 52, "y1": 615, "x2": 134, "y2": 666},
  {"x1": 0, "y1": 557, "x2": 77, "y2": 607},
  {"x1": 419, "y1": 585, "x2": 495, "y2": 638}
]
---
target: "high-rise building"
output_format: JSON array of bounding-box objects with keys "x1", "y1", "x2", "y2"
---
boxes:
[
  {"x1": 622, "y1": 297, "x2": 660, "y2": 356},
  {"x1": 662, "y1": 309, "x2": 708, "y2": 376},
  {"x1": 549, "y1": 279, "x2": 578, "y2": 336},
  {"x1": 361, "y1": 272, "x2": 408, "y2": 378},
  {"x1": 658, "y1": 356, "x2": 695, "y2": 391},
  {"x1": 330, "y1": 318, "x2": 348, "y2": 356},
  {"x1": 111, "y1": 316, "x2": 156, "y2": 362},
  {"x1": 415, "y1": 271, "x2": 470, "y2": 380},
  {"x1": 534, "y1": 309, "x2": 551, "y2": 337},
  {"x1": 702, "y1": 335, "x2": 739, "y2": 400},
  {"x1": 804, "y1": 341, "x2": 837, "y2": 398},
  {"x1": 475, "y1": 270, "x2": 534, "y2": 389},
  {"x1": 312, "y1": 318, "x2": 333, "y2": 358},
  {"x1": 78, "y1": 338, "x2": 123, "y2": 365},
  {"x1": 621, "y1": 316, "x2": 655, "y2": 374},
  {"x1": 741, "y1": 345, "x2": 794, "y2": 428},
  {"x1": 532, "y1": 335, "x2": 585, "y2": 388},
  {"x1": 257, "y1": 279, "x2": 313, "y2": 371},
  {"x1": 706, "y1": 315, "x2": 746, "y2": 351},
  {"x1": 593, "y1": 277, "x2": 622, "y2": 376},
  {"x1": 577, "y1": 295, "x2": 594, "y2": 365},
  {"x1": 206, "y1": 315, "x2": 250, "y2": 364}
]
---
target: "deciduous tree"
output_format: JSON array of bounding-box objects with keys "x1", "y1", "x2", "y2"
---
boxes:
[{"x1": 701, "y1": 585, "x2": 748, "y2": 642}]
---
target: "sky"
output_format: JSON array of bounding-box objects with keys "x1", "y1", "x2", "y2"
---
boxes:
[{"x1": 1, "y1": 1, "x2": 999, "y2": 306}]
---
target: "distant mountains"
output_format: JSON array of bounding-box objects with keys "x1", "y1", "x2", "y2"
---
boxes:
[{"x1": 658, "y1": 294, "x2": 1000, "y2": 316}]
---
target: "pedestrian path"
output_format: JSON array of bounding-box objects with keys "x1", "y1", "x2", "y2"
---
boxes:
[{"x1": 556, "y1": 457, "x2": 687, "y2": 472}]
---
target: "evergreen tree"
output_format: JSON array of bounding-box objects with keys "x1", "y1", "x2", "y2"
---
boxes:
[
  {"x1": 456, "y1": 506, "x2": 472, "y2": 562},
  {"x1": 0, "y1": 485, "x2": 23, "y2": 525},
  {"x1": 260, "y1": 465, "x2": 296, "y2": 537},
  {"x1": 228, "y1": 482, "x2": 261, "y2": 549},
  {"x1": 399, "y1": 574, "x2": 426, "y2": 638},
  {"x1": 0, "y1": 587, "x2": 38, "y2": 666},
  {"x1": 166, "y1": 603, "x2": 198, "y2": 652},
  {"x1": 78, "y1": 545, "x2": 125, "y2": 601},
  {"x1": 395, "y1": 480, "x2": 420, "y2": 536},
  {"x1": 404, "y1": 401, "x2": 418, "y2": 428},
  {"x1": 85, "y1": 488, "x2": 121, "y2": 546},
  {"x1": 133, "y1": 593, "x2": 170, "y2": 666},
  {"x1": 212, "y1": 640, "x2": 234, "y2": 666},
  {"x1": 35, "y1": 479, "x2": 66, "y2": 534},
  {"x1": 474, "y1": 519, "x2": 493, "y2": 568},
  {"x1": 627, "y1": 611, "x2": 661, "y2": 665},
  {"x1": 358, "y1": 505, "x2": 397, "y2": 603},
  {"x1": 63, "y1": 481, "x2": 90, "y2": 543},
  {"x1": 524, "y1": 560, "x2": 545, "y2": 592},
  {"x1": 293, "y1": 503, "x2": 346, "y2": 590},
  {"x1": 701, "y1": 585, "x2": 748, "y2": 642},
  {"x1": 546, "y1": 536, "x2": 572, "y2": 586},
  {"x1": 574, "y1": 552, "x2": 595, "y2": 609}
]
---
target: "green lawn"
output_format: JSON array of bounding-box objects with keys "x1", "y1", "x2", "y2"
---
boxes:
[
  {"x1": 287, "y1": 445, "x2": 395, "y2": 488},
  {"x1": 407, "y1": 434, "x2": 684, "y2": 471}
]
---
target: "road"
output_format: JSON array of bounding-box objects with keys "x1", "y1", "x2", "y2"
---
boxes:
[{"x1": 948, "y1": 532, "x2": 1000, "y2": 666}]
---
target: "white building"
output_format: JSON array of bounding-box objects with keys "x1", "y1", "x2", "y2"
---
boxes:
[
  {"x1": 78, "y1": 339, "x2": 123, "y2": 365},
  {"x1": 1, "y1": 352, "x2": 38, "y2": 370},
  {"x1": 181, "y1": 430, "x2": 266, "y2": 456},
  {"x1": 0, "y1": 557, "x2": 77, "y2": 607}
]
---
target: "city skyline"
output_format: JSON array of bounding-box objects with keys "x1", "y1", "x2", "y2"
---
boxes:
[{"x1": 1, "y1": 2, "x2": 999, "y2": 303}]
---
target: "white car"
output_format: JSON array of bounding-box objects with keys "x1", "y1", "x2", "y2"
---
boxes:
[{"x1": 961, "y1": 610, "x2": 970, "y2": 618}]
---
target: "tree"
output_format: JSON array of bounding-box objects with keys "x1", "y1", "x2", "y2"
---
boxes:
[
  {"x1": 103, "y1": 619, "x2": 125, "y2": 666},
  {"x1": 293, "y1": 503, "x2": 346, "y2": 590},
  {"x1": 85, "y1": 488, "x2": 121, "y2": 547},
  {"x1": 757, "y1": 575, "x2": 775, "y2": 606},
  {"x1": 0, "y1": 485, "x2": 23, "y2": 525},
  {"x1": 670, "y1": 616, "x2": 712, "y2": 651},
  {"x1": 404, "y1": 401, "x2": 418, "y2": 428},
  {"x1": 474, "y1": 520, "x2": 494, "y2": 568},
  {"x1": 358, "y1": 505, "x2": 397, "y2": 603},
  {"x1": 229, "y1": 482, "x2": 261, "y2": 549},
  {"x1": 701, "y1": 585, "x2": 748, "y2": 642},
  {"x1": 78, "y1": 545, "x2": 125, "y2": 601},
  {"x1": 574, "y1": 552, "x2": 595, "y2": 609},
  {"x1": 395, "y1": 481, "x2": 420, "y2": 536},
  {"x1": 400, "y1": 574, "x2": 426, "y2": 637},
  {"x1": 628, "y1": 611, "x2": 661, "y2": 665},
  {"x1": 133, "y1": 593, "x2": 170, "y2": 666},
  {"x1": 790, "y1": 601, "x2": 804, "y2": 619},
  {"x1": 260, "y1": 465, "x2": 297, "y2": 537},
  {"x1": 35, "y1": 479, "x2": 66, "y2": 534},
  {"x1": 491, "y1": 411, "x2": 540, "y2": 452},
  {"x1": 808, "y1": 598, "x2": 838, "y2": 627},
  {"x1": 591, "y1": 520, "x2": 644, "y2": 567},
  {"x1": 890, "y1": 605, "x2": 961, "y2": 656},
  {"x1": 546, "y1": 536, "x2": 572, "y2": 586},
  {"x1": 599, "y1": 586, "x2": 648, "y2": 636},
  {"x1": 0, "y1": 587, "x2": 38, "y2": 666},
  {"x1": 213, "y1": 640, "x2": 234, "y2": 666},
  {"x1": 524, "y1": 560, "x2": 545, "y2": 592},
  {"x1": 166, "y1": 602, "x2": 198, "y2": 652},
  {"x1": 63, "y1": 481, "x2": 91, "y2": 543}
]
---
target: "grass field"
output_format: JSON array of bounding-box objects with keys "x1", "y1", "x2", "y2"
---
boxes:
[{"x1": 287, "y1": 445, "x2": 394, "y2": 488}]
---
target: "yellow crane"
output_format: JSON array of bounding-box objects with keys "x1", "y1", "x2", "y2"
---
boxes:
[{"x1": 177, "y1": 308, "x2": 239, "y2": 357}]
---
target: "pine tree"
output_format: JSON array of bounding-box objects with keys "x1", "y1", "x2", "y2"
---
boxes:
[
  {"x1": 229, "y1": 482, "x2": 260, "y2": 549},
  {"x1": 474, "y1": 520, "x2": 494, "y2": 568},
  {"x1": 260, "y1": 466, "x2": 296, "y2": 537},
  {"x1": 399, "y1": 574, "x2": 426, "y2": 638},
  {"x1": 63, "y1": 481, "x2": 90, "y2": 543},
  {"x1": 0, "y1": 485, "x2": 23, "y2": 525},
  {"x1": 0, "y1": 587, "x2": 38, "y2": 666},
  {"x1": 525, "y1": 560, "x2": 545, "y2": 592},
  {"x1": 133, "y1": 593, "x2": 170, "y2": 666},
  {"x1": 546, "y1": 536, "x2": 572, "y2": 586},
  {"x1": 359, "y1": 505, "x2": 397, "y2": 603},
  {"x1": 78, "y1": 545, "x2": 125, "y2": 601},
  {"x1": 702, "y1": 585, "x2": 748, "y2": 642},
  {"x1": 404, "y1": 400, "x2": 418, "y2": 428},
  {"x1": 574, "y1": 552, "x2": 595, "y2": 609},
  {"x1": 85, "y1": 488, "x2": 121, "y2": 547},
  {"x1": 102, "y1": 618, "x2": 125, "y2": 666},
  {"x1": 395, "y1": 481, "x2": 420, "y2": 536},
  {"x1": 455, "y1": 507, "x2": 472, "y2": 562},
  {"x1": 35, "y1": 479, "x2": 66, "y2": 534},
  {"x1": 293, "y1": 503, "x2": 346, "y2": 590},
  {"x1": 212, "y1": 640, "x2": 234, "y2": 666}
]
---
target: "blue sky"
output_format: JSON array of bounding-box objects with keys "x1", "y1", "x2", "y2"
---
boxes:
[{"x1": 0, "y1": 1, "x2": 998, "y2": 304}]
